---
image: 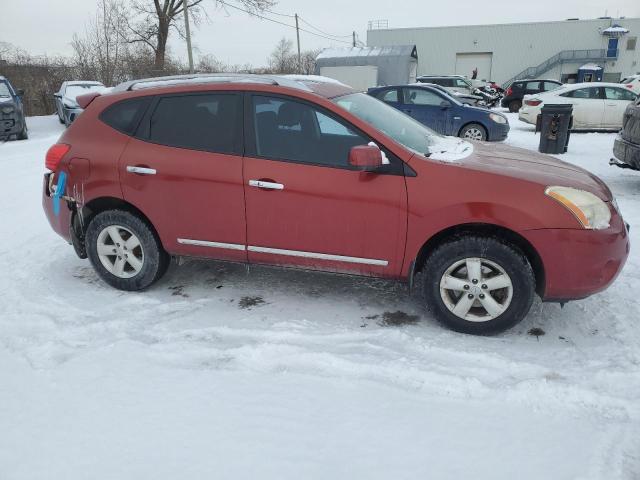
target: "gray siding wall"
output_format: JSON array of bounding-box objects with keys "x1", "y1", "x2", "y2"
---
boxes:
[{"x1": 367, "y1": 18, "x2": 640, "y2": 84}]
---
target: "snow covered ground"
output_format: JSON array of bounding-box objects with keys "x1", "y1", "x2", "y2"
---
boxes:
[{"x1": 1, "y1": 113, "x2": 639, "y2": 479}]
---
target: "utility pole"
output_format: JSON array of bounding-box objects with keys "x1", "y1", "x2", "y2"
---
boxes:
[
  {"x1": 184, "y1": 0, "x2": 194, "y2": 73},
  {"x1": 352, "y1": 31, "x2": 356, "y2": 47},
  {"x1": 295, "y1": 13, "x2": 301, "y2": 72}
]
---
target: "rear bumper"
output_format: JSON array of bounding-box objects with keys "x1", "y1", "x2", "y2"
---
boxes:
[
  {"x1": 523, "y1": 216, "x2": 630, "y2": 301},
  {"x1": 42, "y1": 173, "x2": 73, "y2": 244},
  {"x1": 518, "y1": 107, "x2": 537, "y2": 125},
  {"x1": 613, "y1": 134, "x2": 640, "y2": 170}
]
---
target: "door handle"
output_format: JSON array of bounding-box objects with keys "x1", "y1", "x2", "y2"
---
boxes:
[
  {"x1": 249, "y1": 179, "x2": 284, "y2": 190},
  {"x1": 126, "y1": 166, "x2": 157, "y2": 175}
]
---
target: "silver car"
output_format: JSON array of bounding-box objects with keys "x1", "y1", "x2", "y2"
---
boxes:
[{"x1": 54, "y1": 81, "x2": 106, "y2": 127}]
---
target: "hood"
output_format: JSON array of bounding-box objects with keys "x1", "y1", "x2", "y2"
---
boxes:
[{"x1": 456, "y1": 142, "x2": 613, "y2": 201}]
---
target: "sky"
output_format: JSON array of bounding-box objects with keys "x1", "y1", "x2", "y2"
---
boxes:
[{"x1": 1, "y1": 0, "x2": 639, "y2": 67}]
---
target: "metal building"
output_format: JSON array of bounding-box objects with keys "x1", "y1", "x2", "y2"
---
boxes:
[
  {"x1": 367, "y1": 17, "x2": 640, "y2": 85},
  {"x1": 314, "y1": 45, "x2": 418, "y2": 90}
]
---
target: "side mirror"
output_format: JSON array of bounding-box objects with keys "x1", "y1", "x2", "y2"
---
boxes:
[
  {"x1": 16, "y1": 88, "x2": 24, "y2": 96},
  {"x1": 349, "y1": 145, "x2": 383, "y2": 172},
  {"x1": 53, "y1": 93, "x2": 61, "y2": 98},
  {"x1": 440, "y1": 100, "x2": 451, "y2": 109}
]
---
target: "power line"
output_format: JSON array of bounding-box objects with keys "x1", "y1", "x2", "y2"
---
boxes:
[
  {"x1": 298, "y1": 16, "x2": 353, "y2": 39},
  {"x1": 216, "y1": 0, "x2": 354, "y2": 45}
]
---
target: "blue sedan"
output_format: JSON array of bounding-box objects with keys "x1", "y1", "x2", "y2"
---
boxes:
[{"x1": 368, "y1": 84, "x2": 509, "y2": 141}]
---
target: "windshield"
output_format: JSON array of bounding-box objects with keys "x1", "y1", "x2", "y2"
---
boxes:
[
  {"x1": 64, "y1": 84, "x2": 104, "y2": 100},
  {"x1": 0, "y1": 81, "x2": 12, "y2": 98},
  {"x1": 332, "y1": 93, "x2": 443, "y2": 155}
]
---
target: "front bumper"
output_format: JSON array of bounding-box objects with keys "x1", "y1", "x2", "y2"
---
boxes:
[
  {"x1": 489, "y1": 122, "x2": 510, "y2": 141},
  {"x1": 518, "y1": 107, "x2": 537, "y2": 125},
  {"x1": 0, "y1": 114, "x2": 24, "y2": 140},
  {"x1": 612, "y1": 134, "x2": 640, "y2": 170},
  {"x1": 523, "y1": 214, "x2": 630, "y2": 301},
  {"x1": 63, "y1": 107, "x2": 83, "y2": 125}
]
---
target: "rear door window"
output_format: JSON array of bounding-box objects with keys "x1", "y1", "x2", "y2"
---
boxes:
[
  {"x1": 541, "y1": 81, "x2": 561, "y2": 92},
  {"x1": 561, "y1": 87, "x2": 602, "y2": 99},
  {"x1": 147, "y1": 93, "x2": 241, "y2": 153},
  {"x1": 403, "y1": 88, "x2": 443, "y2": 106},
  {"x1": 376, "y1": 89, "x2": 399, "y2": 103},
  {"x1": 525, "y1": 81, "x2": 541, "y2": 91}
]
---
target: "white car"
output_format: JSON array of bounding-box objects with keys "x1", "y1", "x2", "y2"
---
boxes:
[
  {"x1": 519, "y1": 82, "x2": 638, "y2": 130},
  {"x1": 621, "y1": 74, "x2": 640, "y2": 94}
]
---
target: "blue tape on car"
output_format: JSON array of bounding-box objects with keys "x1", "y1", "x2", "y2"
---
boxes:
[{"x1": 53, "y1": 171, "x2": 67, "y2": 217}]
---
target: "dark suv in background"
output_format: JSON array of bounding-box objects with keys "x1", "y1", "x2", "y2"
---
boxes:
[
  {"x1": 612, "y1": 95, "x2": 640, "y2": 170},
  {"x1": 0, "y1": 75, "x2": 28, "y2": 141},
  {"x1": 501, "y1": 79, "x2": 562, "y2": 112}
]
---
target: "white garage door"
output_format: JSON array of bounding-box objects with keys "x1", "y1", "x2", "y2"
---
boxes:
[{"x1": 455, "y1": 53, "x2": 493, "y2": 82}]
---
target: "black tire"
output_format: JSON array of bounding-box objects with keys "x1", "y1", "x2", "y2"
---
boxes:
[
  {"x1": 508, "y1": 100, "x2": 522, "y2": 113},
  {"x1": 459, "y1": 123, "x2": 487, "y2": 141},
  {"x1": 17, "y1": 124, "x2": 28, "y2": 140},
  {"x1": 423, "y1": 236, "x2": 535, "y2": 335},
  {"x1": 85, "y1": 209, "x2": 169, "y2": 291}
]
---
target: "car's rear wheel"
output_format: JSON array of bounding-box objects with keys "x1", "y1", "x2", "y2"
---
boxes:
[
  {"x1": 509, "y1": 100, "x2": 522, "y2": 112},
  {"x1": 460, "y1": 123, "x2": 487, "y2": 141},
  {"x1": 423, "y1": 236, "x2": 535, "y2": 334},
  {"x1": 86, "y1": 210, "x2": 169, "y2": 291}
]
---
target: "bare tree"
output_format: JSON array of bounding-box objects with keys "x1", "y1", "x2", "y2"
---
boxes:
[
  {"x1": 299, "y1": 48, "x2": 321, "y2": 75},
  {"x1": 124, "y1": 0, "x2": 275, "y2": 72},
  {"x1": 268, "y1": 37, "x2": 297, "y2": 74}
]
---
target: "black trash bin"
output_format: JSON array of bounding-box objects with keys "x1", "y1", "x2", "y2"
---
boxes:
[{"x1": 535, "y1": 104, "x2": 573, "y2": 154}]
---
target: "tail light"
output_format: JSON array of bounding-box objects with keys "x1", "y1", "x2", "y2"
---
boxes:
[
  {"x1": 45, "y1": 143, "x2": 70, "y2": 171},
  {"x1": 505, "y1": 86, "x2": 513, "y2": 96},
  {"x1": 525, "y1": 99, "x2": 542, "y2": 106}
]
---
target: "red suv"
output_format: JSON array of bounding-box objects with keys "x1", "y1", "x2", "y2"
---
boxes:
[{"x1": 42, "y1": 74, "x2": 630, "y2": 334}]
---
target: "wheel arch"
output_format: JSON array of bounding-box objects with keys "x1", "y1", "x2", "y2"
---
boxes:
[
  {"x1": 79, "y1": 196, "x2": 162, "y2": 245},
  {"x1": 412, "y1": 222, "x2": 545, "y2": 296}
]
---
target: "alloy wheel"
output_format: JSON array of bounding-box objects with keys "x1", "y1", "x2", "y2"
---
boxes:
[
  {"x1": 439, "y1": 257, "x2": 513, "y2": 322},
  {"x1": 96, "y1": 225, "x2": 145, "y2": 278}
]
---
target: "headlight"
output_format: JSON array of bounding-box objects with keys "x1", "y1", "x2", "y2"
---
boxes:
[
  {"x1": 489, "y1": 113, "x2": 507, "y2": 124},
  {"x1": 1, "y1": 106, "x2": 14, "y2": 114},
  {"x1": 545, "y1": 186, "x2": 611, "y2": 230}
]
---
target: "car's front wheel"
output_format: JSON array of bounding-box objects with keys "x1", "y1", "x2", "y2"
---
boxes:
[
  {"x1": 423, "y1": 236, "x2": 535, "y2": 334},
  {"x1": 85, "y1": 210, "x2": 169, "y2": 291},
  {"x1": 460, "y1": 123, "x2": 487, "y2": 141}
]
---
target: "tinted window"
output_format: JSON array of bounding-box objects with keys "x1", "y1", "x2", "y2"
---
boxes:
[
  {"x1": 403, "y1": 88, "x2": 443, "y2": 106},
  {"x1": 512, "y1": 82, "x2": 523, "y2": 90},
  {"x1": 604, "y1": 87, "x2": 637, "y2": 101},
  {"x1": 376, "y1": 89, "x2": 398, "y2": 102},
  {"x1": 454, "y1": 78, "x2": 470, "y2": 88},
  {"x1": 148, "y1": 94, "x2": 240, "y2": 153},
  {"x1": 525, "y1": 81, "x2": 541, "y2": 91},
  {"x1": 561, "y1": 87, "x2": 601, "y2": 99},
  {"x1": 100, "y1": 97, "x2": 151, "y2": 135},
  {"x1": 252, "y1": 95, "x2": 368, "y2": 167},
  {"x1": 541, "y1": 81, "x2": 561, "y2": 91}
]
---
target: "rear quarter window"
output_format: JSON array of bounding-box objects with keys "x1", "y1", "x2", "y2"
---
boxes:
[{"x1": 99, "y1": 97, "x2": 151, "y2": 135}]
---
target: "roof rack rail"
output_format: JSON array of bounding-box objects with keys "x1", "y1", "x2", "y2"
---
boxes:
[{"x1": 113, "y1": 73, "x2": 317, "y2": 93}]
